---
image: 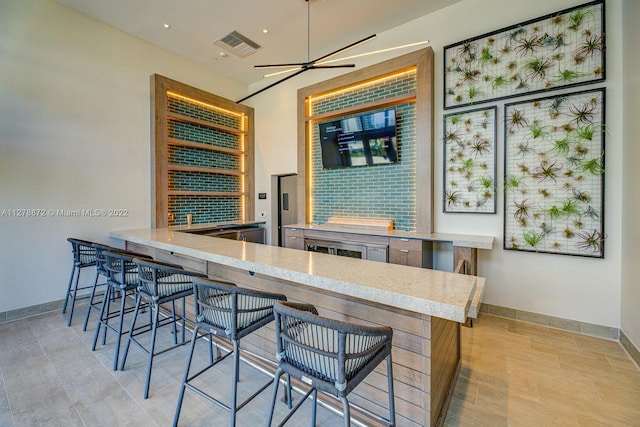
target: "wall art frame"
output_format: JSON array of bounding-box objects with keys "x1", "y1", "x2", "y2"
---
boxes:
[
  {"x1": 443, "y1": 106, "x2": 497, "y2": 213},
  {"x1": 443, "y1": 0, "x2": 605, "y2": 110},
  {"x1": 503, "y1": 87, "x2": 605, "y2": 258}
]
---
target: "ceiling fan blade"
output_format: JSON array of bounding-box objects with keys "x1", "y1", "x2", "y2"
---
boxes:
[
  {"x1": 308, "y1": 64, "x2": 356, "y2": 69},
  {"x1": 237, "y1": 68, "x2": 308, "y2": 104},
  {"x1": 312, "y1": 34, "x2": 376, "y2": 64},
  {"x1": 318, "y1": 40, "x2": 430, "y2": 66},
  {"x1": 254, "y1": 63, "x2": 307, "y2": 69},
  {"x1": 263, "y1": 67, "x2": 304, "y2": 78}
]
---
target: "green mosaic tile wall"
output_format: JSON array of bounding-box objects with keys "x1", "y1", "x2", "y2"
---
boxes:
[
  {"x1": 311, "y1": 71, "x2": 416, "y2": 115},
  {"x1": 311, "y1": 72, "x2": 417, "y2": 231},
  {"x1": 169, "y1": 171, "x2": 241, "y2": 192},
  {"x1": 168, "y1": 97, "x2": 241, "y2": 129},
  {"x1": 168, "y1": 120, "x2": 240, "y2": 150},
  {"x1": 166, "y1": 95, "x2": 244, "y2": 226},
  {"x1": 169, "y1": 146, "x2": 240, "y2": 170},
  {"x1": 168, "y1": 196, "x2": 242, "y2": 226}
]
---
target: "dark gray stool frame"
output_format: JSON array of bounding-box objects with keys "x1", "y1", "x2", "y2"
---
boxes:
[
  {"x1": 81, "y1": 242, "x2": 122, "y2": 332},
  {"x1": 91, "y1": 250, "x2": 151, "y2": 371},
  {"x1": 63, "y1": 238, "x2": 98, "y2": 327},
  {"x1": 119, "y1": 258, "x2": 206, "y2": 399},
  {"x1": 173, "y1": 277, "x2": 287, "y2": 427},
  {"x1": 266, "y1": 301, "x2": 395, "y2": 427}
]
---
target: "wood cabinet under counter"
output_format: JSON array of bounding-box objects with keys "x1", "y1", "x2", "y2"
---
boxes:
[
  {"x1": 284, "y1": 223, "x2": 492, "y2": 273},
  {"x1": 389, "y1": 237, "x2": 433, "y2": 268}
]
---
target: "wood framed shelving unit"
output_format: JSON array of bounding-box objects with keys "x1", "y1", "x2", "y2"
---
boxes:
[{"x1": 151, "y1": 74, "x2": 254, "y2": 228}]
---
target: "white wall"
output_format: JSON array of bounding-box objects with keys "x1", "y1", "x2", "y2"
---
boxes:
[
  {"x1": 250, "y1": 0, "x2": 625, "y2": 328},
  {"x1": 0, "y1": 0, "x2": 246, "y2": 312},
  {"x1": 620, "y1": 0, "x2": 640, "y2": 351}
]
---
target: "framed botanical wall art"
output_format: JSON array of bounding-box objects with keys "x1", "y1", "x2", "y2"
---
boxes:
[
  {"x1": 504, "y1": 88, "x2": 605, "y2": 258},
  {"x1": 443, "y1": 0, "x2": 605, "y2": 109},
  {"x1": 443, "y1": 106, "x2": 497, "y2": 213}
]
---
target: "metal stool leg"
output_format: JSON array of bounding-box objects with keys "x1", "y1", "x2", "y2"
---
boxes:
[
  {"x1": 101, "y1": 288, "x2": 115, "y2": 346},
  {"x1": 62, "y1": 264, "x2": 77, "y2": 315},
  {"x1": 173, "y1": 326, "x2": 201, "y2": 427},
  {"x1": 66, "y1": 267, "x2": 82, "y2": 326},
  {"x1": 265, "y1": 367, "x2": 285, "y2": 427},
  {"x1": 119, "y1": 293, "x2": 142, "y2": 372},
  {"x1": 181, "y1": 297, "x2": 186, "y2": 343},
  {"x1": 170, "y1": 300, "x2": 178, "y2": 345},
  {"x1": 387, "y1": 354, "x2": 395, "y2": 426},
  {"x1": 91, "y1": 284, "x2": 112, "y2": 351},
  {"x1": 230, "y1": 340, "x2": 240, "y2": 427},
  {"x1": 82, "y1": 271, "x2": 101, "y2": 331},
  {"x1": 143, "y1": 303, "x2": 160, "y2": 399},
  {"x1": 112, "y1": 288, "x2": 129, "y2": 371},
  {"x1": 312, "y1": 389, "x2": 319, "y2": 427},
  {"x1": 340, "y1": 396, "x2": 350, "y2": 427}
]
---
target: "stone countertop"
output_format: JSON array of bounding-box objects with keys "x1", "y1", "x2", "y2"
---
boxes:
[
  {"x1": 284, "y1": 223, "x2": 494, "y2": 249},
  {"x1": 110, "y1": 228, "x2": 482, "y2": 323}
]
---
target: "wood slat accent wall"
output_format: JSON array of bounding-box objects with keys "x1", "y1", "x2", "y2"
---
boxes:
[{"x1": 126, "y1": 242, "x2": 460, "y2": 426}]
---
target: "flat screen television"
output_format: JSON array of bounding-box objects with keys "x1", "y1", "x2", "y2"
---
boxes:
[{"x1": 318, "y1": 108, "x2": 398, "y2": 169}]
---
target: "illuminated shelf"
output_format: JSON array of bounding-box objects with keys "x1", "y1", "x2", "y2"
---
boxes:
[
  {"x1": 167, "y1": 164, "x2": 245, "y2": 177},
  {"x1": 168, "y1": 112, "x2": 246, "y2": 136},
  {"x1": 167, "y1": 191, "x2": 246, "y2": 197},
  {"x1": 167, "y1": 137, "x2": 245, "y2": 155}
]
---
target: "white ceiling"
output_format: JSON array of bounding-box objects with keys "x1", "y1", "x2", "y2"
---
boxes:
[{"x1": 54, "y1": 0, "x2": 461, "y2": 85}]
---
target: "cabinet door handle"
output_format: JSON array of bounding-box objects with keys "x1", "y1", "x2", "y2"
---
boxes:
[
  {"x1": 290, "y1": 236, "x2": 297, "y2": 240},
  {"x1": 400, "y1": 238, "x2": 409, "y2": 242},
  {"x1": 400, "y1": 249, "x2": 409, "y2": 253}
]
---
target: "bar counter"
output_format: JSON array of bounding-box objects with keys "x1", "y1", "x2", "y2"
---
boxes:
[{"x1": 110, "y1": 227, "x2": 485, "y2": 426}]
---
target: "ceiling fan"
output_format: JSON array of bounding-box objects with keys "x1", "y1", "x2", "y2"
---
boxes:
[{"x1": 236, "y1": 0, "x2": 428, "y2": 103}]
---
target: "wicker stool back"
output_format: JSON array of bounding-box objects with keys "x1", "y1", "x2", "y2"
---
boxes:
[
  {"x1": 266, "y1": 301, "x2": 395, "y2": 427},
  {"x1": 62, "y1": 238, "x2": 98, "y2": 327}
]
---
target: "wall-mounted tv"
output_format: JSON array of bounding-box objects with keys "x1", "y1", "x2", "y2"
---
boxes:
[{"x1": 318, "y1": 108, "x2": 397, "y2": 169}]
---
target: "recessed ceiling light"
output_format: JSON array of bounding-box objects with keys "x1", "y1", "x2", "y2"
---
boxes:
[
  {"x1": 219, "y1": 51, "x2": 228, "y2": 58},
  {"x1": 163, "y1": 23, "x2": 171, "y2": 29},
  {"x1": 262, "y1": 29, "x2": 269, "y2": 34}
]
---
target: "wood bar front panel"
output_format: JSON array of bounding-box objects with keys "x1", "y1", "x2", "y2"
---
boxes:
[{"x1": 124, "y1": 242, "x2": 460, "y2": 426}]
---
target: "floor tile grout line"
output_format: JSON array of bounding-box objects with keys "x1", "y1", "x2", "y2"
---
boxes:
[
  {"x1": 79, "y1": 312, "x2": 166, "y2": 426},
  {"x1": 24, "y1": 317, "x2": 86, "y2": 426},
  {"x1": 0, "y1": 362, "x2": 17, "y2": 427}
]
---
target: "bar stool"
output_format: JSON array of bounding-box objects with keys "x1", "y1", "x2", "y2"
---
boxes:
[
  {"x1": 91, "y1": 250, "x2": 151, "y2": 371},
  {"x1": 119, "y1": 258, "x2": 206, "y2": 399},
  {"x1": 81, "y1": 242, "x2": 122, "y2": 332},
  {"x1": 266, "y1": 301, "x2": 395, "y2": 427},
  {"x1": 173, "y1": 277, "x2": 287, "y2": 427},
  {"x1": 63, "y1": 238, "x2": 98, "y2": 326}
]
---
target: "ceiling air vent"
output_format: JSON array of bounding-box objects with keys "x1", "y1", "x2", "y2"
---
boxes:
[{"x1": 214, "y1": 31, "x2": 261, "y2": 58}]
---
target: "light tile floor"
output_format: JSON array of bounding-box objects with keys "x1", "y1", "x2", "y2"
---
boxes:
[
  {"x1": 1, "y1": 306, "x2": 639, "y2": 426},
  {"x1": 446, "y1": 315, "x2": 640, "y2": 426}
]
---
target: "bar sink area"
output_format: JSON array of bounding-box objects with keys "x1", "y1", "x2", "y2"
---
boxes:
[{"x1": 173, "y1": 221, "x2": 267, "y2": 244}]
